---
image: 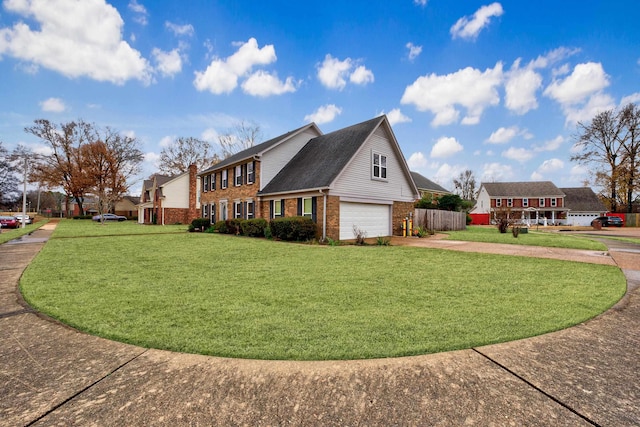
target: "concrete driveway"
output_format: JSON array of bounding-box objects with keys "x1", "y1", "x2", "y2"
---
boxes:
[{"x1": 1, "y1": 224, "x2": 639, "y2": 426}]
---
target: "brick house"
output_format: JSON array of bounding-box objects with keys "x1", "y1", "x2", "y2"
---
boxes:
[
  {"x1": 137, "y1": 164, "x2": 200, "y2": 225},
  {"x1": 198, "y1": 116, "x2": 419, "y2": 240},
  {"x1": 410, "y1": 171, "x2": 451, "y2": 199},
  {"x1": 472, "y1": 181, "x2": 568, "y2": 225}
]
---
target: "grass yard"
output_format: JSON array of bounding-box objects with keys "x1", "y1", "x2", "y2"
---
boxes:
[
  {"x1": 19, "y1": 223, "x2": 626, "y2": 360},
  {"x1": 444, "y1": 226, "x2": 607, "y2": 250},
  {"x1": 0, "y1": 219, "x2": 49, "y2": 244},
  {"x1": 51, "y1": 218, "x2": 189, "y2": 238}
]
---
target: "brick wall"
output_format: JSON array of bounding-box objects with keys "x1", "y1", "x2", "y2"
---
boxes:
[
  {"x1": 200, "y1": 160, "x2": 261, "y2": 221},
  {"x1": 392, "y1": 201, "x2": 415, "y2": 235}
]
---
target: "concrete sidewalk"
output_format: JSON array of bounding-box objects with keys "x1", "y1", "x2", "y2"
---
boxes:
[{"x1": 1, "y1": 225, "x2": 639, "y2": 426}]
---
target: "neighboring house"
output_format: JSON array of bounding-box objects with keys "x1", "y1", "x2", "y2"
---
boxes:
[
  {"x1": 198, "y1": 116, "x2": 420, "y2": 240},
  {"x1": 410, "y1": 171, "x2": 451, "y2": 199},
  {"x1": 471, "y1": 181, "x2": 568, "y2": 225},
  {"x1": 114, "y1": 196, "x2": 139, "y2": 218},
  {"x1": 138, "y1": 164, "x2": 200, "y2": 225},
  {"x1": 560, "y1": 187, "x2": 607, "y2": 226}
]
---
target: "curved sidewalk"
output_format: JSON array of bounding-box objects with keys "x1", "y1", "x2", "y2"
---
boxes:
[{"x1": 1, "y1": 225, "x2": 639, "y2": 426}]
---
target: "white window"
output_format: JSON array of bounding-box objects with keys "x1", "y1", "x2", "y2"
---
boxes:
[
  {"x1": 210, "y1": 203, "x2": 216, "y2": 223},
  {"x1": 247, "y1": 201, "x2": 254, "y2": 219},
  {"x1": 302, "y1": 197, "x2": 313, "y2": 218},
  {"x1": 372, "y1": 152, "x2": 387, "y2": 180},
  {"x1": 202, "y1": 204, "x2": 208, "y2": 218},
  {"x1": 496, "y1": 199, "x2": 502, "y2": 207},
  {"x1": 247, "y1": 162, "x2": 255, "y2": 184},
  {"x1": 539, "y1": 198, "x2": 545, "y2": 207},
  {"x1": 523, "y1": 198, "x2": 529, "y2": 207},
  {"x1": 221, "y1": 170, "x2": 228, "y2": 189},
  {"x1": 220, "y1": 201, "x2": 227, "y2": 220},
  {"x1": 272, "y1": 200, "x2": 282, "y2": 218},
  {"x1": 235, "y1": 165, "x2": 242, "y2": 186},
  {"x1": 551, "y1": 198, "x2": 557, "y2": 207},
  {"x1": 203, "y1": 176, "x2": 209, "y2": 192},
  {"x1": 507, "y1": 198, "x2": 513, "y2": 207},
  {"x1": 210, "y1": 173, "x2": 216, "y2": 191},
  {"x1": 234, "y1": 201, "x2": 242, "y2": 218}
]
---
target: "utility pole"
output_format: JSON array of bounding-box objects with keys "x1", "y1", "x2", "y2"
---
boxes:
[{"x1": 21, "y1": 156, "x2": 27, "y2": 228}]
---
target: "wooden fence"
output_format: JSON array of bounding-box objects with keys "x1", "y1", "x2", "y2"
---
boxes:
[{"x1": 414, "y1": 209, "x2": 467, "y2": 231}]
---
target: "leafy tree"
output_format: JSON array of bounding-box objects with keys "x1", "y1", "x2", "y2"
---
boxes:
[
  {"x1": 0, "y1": 141, "x2": 18, "y2": 205},
  {"x1": 158, "y1": 137, "x2": 219, "y2": 175},
  {"x1": 218, "y1": 120, "x2": 263, "y2": 159},
  {"x1": 452, "y1": 169, "x2": 477, "y2": 200},
  {"x1": 437, "y1": 194, "x2": 464, "y2": 211},
  {"x1": 415, "y1": 193, "x2": 437, "y2": 209}
]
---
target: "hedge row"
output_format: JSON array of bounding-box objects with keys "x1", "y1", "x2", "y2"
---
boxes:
[{"x1": 190, "y1": 216, "x2": 316, "y2": 241}]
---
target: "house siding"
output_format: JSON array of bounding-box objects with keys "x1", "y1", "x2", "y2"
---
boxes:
[
  {"x1": 260, "y1": 129, "x2": 321, "y2": 190},
  {"x1": 200, "y1": 161, "x2": 262, "y2": 221},
  {"x1": 332, "y1": 129, "x2": 415, "y2": 202}
]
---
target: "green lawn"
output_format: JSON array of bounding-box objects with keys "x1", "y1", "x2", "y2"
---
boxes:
[
  {"x1": 444, "y1": 226, "x2": 607, "y2": 250},
  {"x1": 19, "y1": 223, "x2": 626, "y2": 360},
  {"x1": 51, "y1": 218, "x2": 189, "y2": 238}
]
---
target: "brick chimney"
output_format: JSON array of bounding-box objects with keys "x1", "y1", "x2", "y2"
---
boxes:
[{"x1": 188, "y1": 163, "x2": 197, "y2": 222}]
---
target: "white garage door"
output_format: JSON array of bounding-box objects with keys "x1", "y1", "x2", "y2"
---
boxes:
[
  {"x1": 339, "y1": 202, "x2": 391, "y2": 240},
  {"x1": 567, "y1": 214, "x2": 599, "y2": 226}
]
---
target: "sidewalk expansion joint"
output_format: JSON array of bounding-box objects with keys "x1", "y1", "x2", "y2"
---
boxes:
[
  {"x1": 472, "y1": 348, "x2": 601, "y2": 427},
  {"x1": 0, "y1": 308, "x2": 35, "y2": 319},
  {"x1": 24, "y1": 348, "x2": 149, "y2": 427}
]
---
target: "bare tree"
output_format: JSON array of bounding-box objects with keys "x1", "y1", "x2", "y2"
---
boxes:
[
  {"x1": 218, "y1": 120, "x2": 263, "y2": 159},
  {"x1": 452, "y1": 169, "x2": 477, "y2": 200},
  {"x1": 572, "y1": 109, "x2": 625, "y2": 212},
  {"x1": 158, "y1": 137, "x2": 219, "y2": 175},
  {"x1": 0, "y1": 141, "x2": 18, "y2": 205},
  {"x1": 618, "y1": 103, "x2": 640, "y2": 212}
]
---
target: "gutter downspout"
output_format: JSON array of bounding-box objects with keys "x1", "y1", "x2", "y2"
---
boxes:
[{"x1": 319, "y1": 189, "x2": 327, "y2": 241}]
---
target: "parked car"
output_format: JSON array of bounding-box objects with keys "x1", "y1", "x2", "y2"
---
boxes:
[
  {"x1": 92, "y1": 213, "x2": 127, "y2": 222},
  {"x1": 591, "y1": 216, "x2": 623, "y2": 227},
  {"x1": 15, "y1": 214, "x2": 32, "y2": 224},
  {"x1": 0, "y1": 216, "x2": 19, "y2": 229}
]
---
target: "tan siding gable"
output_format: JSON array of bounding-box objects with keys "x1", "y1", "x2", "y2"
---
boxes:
[
  {"x1": 332, "y1": 128, "x2": 415, "y2": 202},
  {"x1": 260, "y1": 129, "x2": 319, "y2": 189}
]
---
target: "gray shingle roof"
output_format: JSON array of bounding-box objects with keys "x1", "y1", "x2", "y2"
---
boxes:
[
  {"x1": 560, "y1": 187, "x2": 606, "y2": 212},
  {"x1": 198, "y1": 123, "x2": 317, "y2": 175},
  {"x1": 410, "y1": 171, "x2": 450, "y2": 193},
  {"x1": 259, "y1": 116, "x2": 384, "y2": 195},
  {"x1": 481, "y1": 181, "x2": 565, "y2": 197}
]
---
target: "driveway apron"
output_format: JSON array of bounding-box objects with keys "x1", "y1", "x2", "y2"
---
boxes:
[{"x1": 0, "y1": 223, "x2": 638, "y2": 426}]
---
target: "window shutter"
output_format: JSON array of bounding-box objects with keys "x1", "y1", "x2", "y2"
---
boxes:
[
  {"x1": 281, "y1": 199, "x2": 285, "y2": 217},
  {"x1": 243, "y1": 164, "x2": 247, "y2": 185},
  {"x1": 297, "y1": 198, "x2": 302, "y2": 216},
  {"x1": 212, "y1": 204, "x2": 216, "y2": 223},
  {"x1": 232, "y1": 168, "x2": 235, "y2": 186},
  {"x1": 270, "y1": 200, "x2": 274, "y2": 218},
  {"x1": 312, "y1": 197, "x2": 317, "y2": 223},
  {"x1": 243, "y1": 201, "x2": 247, "y2": 219}
]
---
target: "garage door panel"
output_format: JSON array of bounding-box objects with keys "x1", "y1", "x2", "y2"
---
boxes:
[{"x1": 339, "y1": 202, "x2": 390, "y2": 240}]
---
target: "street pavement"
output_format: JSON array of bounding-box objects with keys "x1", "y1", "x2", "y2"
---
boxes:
[{"x1": 1, "y1": 223, "x2": 638, "y2": 426}]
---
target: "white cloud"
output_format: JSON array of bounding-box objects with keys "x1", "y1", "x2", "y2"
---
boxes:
[
  {"x1": 434, "y1": 163, "x2": 464, "y2": 190},
  {"x1": 406, "y1": 42, "x2": 422, "y2": 61},
  {"x1": 304, "y1": 104, "x2": 342, "y2": 124},
  {"x1": 537, "y1": 158, "x2": 564, "y2": 173},
  {"x1": 481, "y1": 162, "x2": 514, "y2": 182},
  {"x1": 530, "y1": 47, "x2": 581, "y2": 69},
  {"x1": 0, "y1": 0, "x2": 153, "y2": 85},
  {"x1": 621, "y1": 92, "x2": 640, "y2": 106},
  {"x1": 159, "y1": 135, "x2": 174, "y2": 148},
  {"x1": 407, "y1": 152, "x2": 428, "y2": 170},
  {"x1": 544, "y1": 62, "x2": 610, "y2": 105},
  {"x1": 414, "y1": 0, "x2": 428, "y2": 6},
  {"x1": 505, "y1": 62, "x2": 542, "y2": 114},
  {"x1": 502, "y1": 147, "x2": 534, "y2": 163},
  {"x1": 350, "y1": 65, "x2": 374, "y2": 85},
  {"x1": 241, "y1": 71, "x2": 296, "y2": 97},
  {"x1": 450, "y1": 2, "x2": 504, "y2": 40},
  {"x1": 486, "y1": 126, "x2": 521, "y2": 144},
  {"x1": 144, "y1": 151, "x2": 160, "y2": 167},
  {"x1": 563, "y1": 92, "x2": 616, "y2": 125},
  {"x1": 384, "y1": 108, "x2": 411, "y2": 126},
  {"x1": 401, "y1": 63, "x2": 503, "y2": 126},
  {"x1": 165, "y1": 22, "x2": 194, "y2": 37},
  {"x1": 317, "y1": 54, "x2": 374, "y2": 90},
  {"x1": 431, "y1": 136, "x2": 463, "y2": 158},
  {"x1": 152, "y1": 48, "x2": 182, "y2": 77},
  {"x1": 39, "y1": 97, "x2": 66, "y2": 113},
  {"x1": 128, "y1": 0, "x2": 148, "y2": 26},
  {"x1": 193, "y1": 38, "x2": 279, "y2": 95},
  {"x1": 535, "y1": 135, "x2": 564, "y2": 152},
  {"x1": 201, "y1": 128, "x2": 219, "y2": 143}
]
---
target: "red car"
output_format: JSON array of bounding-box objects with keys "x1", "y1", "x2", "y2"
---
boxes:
[{"x1": 0, "y1": 216, "x2": 19, "y2": 229}]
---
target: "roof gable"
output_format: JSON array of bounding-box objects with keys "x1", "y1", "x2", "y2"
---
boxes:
[
  {"x1": 560, "y1": 187, "x2": 606, "y2": 212},
  {"x1": 481, "y1": 181, "x2": 565, "y2": 198},
  {"x1": 260, "y1": 116, "x2": 384, "y2": 194},
  {"x1": 410, "y1": 172, "x2": 450, "y2": 193},
  {"x1": 199, "y1": 123, "x2": 321, "y2": 175}
]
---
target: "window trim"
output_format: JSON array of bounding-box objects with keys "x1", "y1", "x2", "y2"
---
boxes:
[
  {"x1": 235, "y1": 165, "x2": 242, "y2": 187},
  {"x1": 272, "y1": 199, "x2": 282, "y2": 219},
  {"x1": 221, "y1": 170, "x2": 228, "y2": 189},
  {"x1": 372, "y1": 152, "x2": 387, "y2": 180},
  {"x1": 246, "y1": 200, "x2": 254, "y2": 219},
  {"x1": 539, "y1": 198, "x2": 545, "y2": 207},
  {"x1": 523, "y1": 198, "x2": 529, "y2": 208},
  {"x1": 220, "y1": 200, "x2": 228, "y2": 221},
  {"x1": 203, "y1": 175, "x2": 209, "y2": 192},
  {"x1": 234, "y1": 201, "x2": 242, "y2": 219},
  {"x1": 551, "y1": 198, "x2": 557, "y2": 207},
  {"x1": 495, "y1": 198, "x2": 502, "y2": 208},
  {"x1": 247, "y1": 161, "x2": 255, "y2": 184},
  {"x1": 507, "y1": 198, "x2": 513, "y2": 208},
  {"x1": 302, "y1": 197, "x2": 313, "y2": 218}
]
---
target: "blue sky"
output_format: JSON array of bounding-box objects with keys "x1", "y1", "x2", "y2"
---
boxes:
[{"x1": 1, "y1": 0, "x2": 639, "y2": 194}]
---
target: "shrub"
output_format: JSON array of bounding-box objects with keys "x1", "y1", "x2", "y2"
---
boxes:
[
  {"x1": 73, "y1": 215, "x2": 93, "y2": 220},
  {"x1": 512, "y1": 226, "x2": 520, "y2": 238},
  {"x1": 497, "y1": 218, "x2": 509, "y2": 233},
  {"x1": 241, "y1": 218, "x2": 268, "y2": 237},
  {"x1": 353, "y1": 225, "x2": 367, "y2": 245},
  {"x1": 213, "y1": 220, "x2": 228, "y2": 234},
  {"x1": 264, "y1": 226, "x2": 272, "y2": 240},
  {"x1": 191, "y1": 217, "x2": 211, "y2": 232},
  {"x1": 376, "y1": 236, "x2": 391, "y2": 246},
  {"x1": 229, "y1": 219, "x2": 242, "y2": 235},
  {"x1": 270, "y1": 216, "x2": 316, "y2": 241}
]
